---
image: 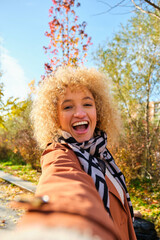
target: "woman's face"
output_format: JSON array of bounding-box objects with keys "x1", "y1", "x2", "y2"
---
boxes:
[{"x1": 58, "y1": 87, "x2": 97, "y2": 142}]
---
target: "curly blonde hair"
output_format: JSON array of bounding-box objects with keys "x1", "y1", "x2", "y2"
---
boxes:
[{"x1": 31, "y1": 66, "x2": 121, "y2": 149}]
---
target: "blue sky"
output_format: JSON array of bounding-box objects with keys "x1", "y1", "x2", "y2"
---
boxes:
[{"x1": 0, "y1": 0, "x2": 133, "y2": 100}]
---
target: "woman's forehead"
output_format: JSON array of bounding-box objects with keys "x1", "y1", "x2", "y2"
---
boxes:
[
  {"x1": 60, "y1": 85, "x2": 93, "y2": 96},
  {"x1": 58, "y1": 86, "x2": 94, "y2": 103}
]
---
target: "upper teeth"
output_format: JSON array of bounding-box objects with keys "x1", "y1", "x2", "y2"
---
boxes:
[{"x1": 72, "y1": 121, "x2": 88, "y2": 127}]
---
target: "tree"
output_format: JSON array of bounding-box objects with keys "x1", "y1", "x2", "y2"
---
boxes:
[
  {"x1": 0, "y1": 80, "x2": 4, "y2": 128},
  {"x1": 97, "y1": 0, "x2": 160, "y2": 20},
  {"x1": 94, "y1": 11, "x2": 160, "y2": 179},
  {"x1": 130, "y1": 0, "x2": 160, "y2": 20},
  {"x1": 0, "y1": 72, "x2": 24, "y2": 128},
  {"x1": 44, "y1": 0, "x2": 92, "y2": 74},
  {"x1": 0, "y1": 97, "x2": 41, "y2": 169},
  {"x1": 0, "y1": 74, "x2": 41, "y2": 169}
]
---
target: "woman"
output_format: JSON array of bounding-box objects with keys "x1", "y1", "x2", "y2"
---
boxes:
[{"x1": 13, "y1": 67, "x2": 137, "y2": 240}]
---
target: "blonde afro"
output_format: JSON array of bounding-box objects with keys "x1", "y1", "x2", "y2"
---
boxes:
[{"x1": 31, "y1": 66, "x2": 121, "y2": 149}]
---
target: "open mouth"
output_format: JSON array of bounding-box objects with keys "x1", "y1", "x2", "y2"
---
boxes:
[{"x1": 72, "y1": 121, "x2": 89, "y2": 132}]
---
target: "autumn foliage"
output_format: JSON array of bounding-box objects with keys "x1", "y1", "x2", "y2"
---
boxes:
[{"x1": 44, "y1": 0, "x2": 92, "y2": 74}]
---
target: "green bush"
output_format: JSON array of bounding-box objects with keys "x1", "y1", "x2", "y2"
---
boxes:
[{"x1": 0, "y1": 146, "x2": 25, "y2": 165}]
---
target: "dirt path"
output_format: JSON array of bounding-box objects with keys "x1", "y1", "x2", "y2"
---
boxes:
[{"x1": 0, "y1": 179, "x2": 34, "y2": 233}]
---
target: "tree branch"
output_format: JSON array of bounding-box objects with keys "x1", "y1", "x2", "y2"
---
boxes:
[
  {"x1": 94, "y1": 0, "x2": 127, "y2": 16},
  {"x1": 144, "y1": 0, "x2": 160, "y2": 12},
  {"x1": 131, "y1": 0, "x2": 160, "y2": 20}
]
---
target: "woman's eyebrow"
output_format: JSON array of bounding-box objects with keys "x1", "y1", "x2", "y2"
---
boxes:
[
  {"x1": 61, "y1": 99, "x2": 72, "y2": 105},
  {"x1": 61, "y1": 96, "x2": 94, "y2": 105},
  {"x1": 83, "y1": 96, "x2": 94, "y2": 101}
]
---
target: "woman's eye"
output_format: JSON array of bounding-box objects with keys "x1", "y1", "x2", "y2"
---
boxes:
[
  {"x1": 84, "y1": 103, "x2": 92, "y2": 107},
  {"x1": 63, "y1": 105, "x2": 72, "y2": 110}
]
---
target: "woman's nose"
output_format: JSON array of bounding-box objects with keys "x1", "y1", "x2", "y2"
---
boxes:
[{"x1": 74, "y1": 107, "x2": 86, "y2": 118}]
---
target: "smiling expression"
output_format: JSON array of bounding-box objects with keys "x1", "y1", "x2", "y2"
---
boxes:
[{"x1": 58, "y1": 87, "x2": 97, "y2": 142}]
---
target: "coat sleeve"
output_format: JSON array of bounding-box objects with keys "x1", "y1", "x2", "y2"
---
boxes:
[{"x1": 17, "y1": 143, "x2": 122, "y2": 240}]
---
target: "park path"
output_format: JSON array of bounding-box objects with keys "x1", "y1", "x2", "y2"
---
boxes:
[
  {"x1": 0, "y1": 172, "x2": 35, "y2": 234},
  {"x1": 0, "y1": 180, "x2": 24, "y2": 233},
  {"x1": 0, "y1": 188, "x2": 23, "y2": 233}
]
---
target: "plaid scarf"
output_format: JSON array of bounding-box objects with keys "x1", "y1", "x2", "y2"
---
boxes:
[{"x1": 58, "y1": 129, "x2": 134, "y2": 220}]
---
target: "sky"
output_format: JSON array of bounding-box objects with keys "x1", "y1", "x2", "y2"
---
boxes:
[{"x1": 0, "y1": 0, "x2": 133, "y2": 100}]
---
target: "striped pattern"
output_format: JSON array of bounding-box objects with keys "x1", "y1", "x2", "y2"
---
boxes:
[{"x1": 59, "y1": 129, "x2": 134, "y2": 220}]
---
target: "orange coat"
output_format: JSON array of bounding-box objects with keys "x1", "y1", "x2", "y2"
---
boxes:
[{"x1": 16, "y1": 142, "x2": 137, "y2": 240}]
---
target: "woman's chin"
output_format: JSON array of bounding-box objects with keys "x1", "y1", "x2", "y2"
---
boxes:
[{"x1": 71, "y1": 129, "x2": 93, "y2": 143}]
